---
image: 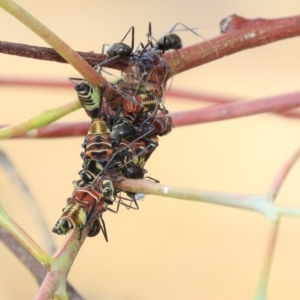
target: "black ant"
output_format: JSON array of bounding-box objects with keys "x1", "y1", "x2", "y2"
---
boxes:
[
  {"x1": 147, "y1": 22, "x2": 182, "y2": 52},
  {"x1": 147, "y1": 22, "x2": 218, "y2": 55},
  {"x1": 94, "y1": 26, "x2": 136, "y2": 71},
  {"x1": 106, "y1": 26, "x2": 135, "y2": 58}
]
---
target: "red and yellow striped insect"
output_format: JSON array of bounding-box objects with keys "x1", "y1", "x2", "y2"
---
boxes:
[{"x1": 52, "y1": 186, "x2": 109, "y2": 241}]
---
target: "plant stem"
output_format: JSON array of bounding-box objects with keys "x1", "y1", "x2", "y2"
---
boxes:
[
  {"x1": 171, "y1": 91, "x2": 300, "y2": 126},
  {"x1": 0, "y1": 0, "x2": 107, "y2": 87},
  {"x1": 0, "y1": 227, "x2": 84, "y2": 300},
  {"x1": 166, "y1": 14, "x2": 300, "y2": 75},
  {"x1": 255, "y1": 219, "x2": 280, "y2": 300},
  {"x1": 0, "y1": 100, "x2": 81, "y2": 139},
  {"x1": 114, "y1": 178, "x2": 300, "y2": 219},
  {"x1": 35, "y1": 228, "x2": 88, "y2": 300},
  {"x1": 3, "y1": 88, "x2": 300, "y2": 138},
  {"x1": 0, "y1": 202, "x2": 52, "y2": 266},
  {"x1": 268, "y1": 147, "x2": 300, "y2": 200}
]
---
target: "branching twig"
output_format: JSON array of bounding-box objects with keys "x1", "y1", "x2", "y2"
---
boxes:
[
  {"x1": 0, "y1": 226, "x2": 47, "y2": 284},
  {"x1": 254, "y1": 145, "x2": 300, "y2": 299},
  {"x1": 0, "y1": 201, "x2": 52, "y2": 266},
  {"x1": 114, "y1": 177, "x2": 300, "y2": 219},
  {"x1": 35, "y1": 228, "x2": 88, "y2": 300},
  {"x1": 0, "y1": 227, "x2": 84, "y2": 300},
  {"x1": 1, "y1": 1, "x2": 300, "y2": 298}
]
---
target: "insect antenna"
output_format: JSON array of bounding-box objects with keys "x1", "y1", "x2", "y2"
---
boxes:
[
  {"x1": 168, "y1": 22, "x2": 200, "y2": 35},
  {"x1": 168, "y1": 22, "x2": 219, "y2": 55}
]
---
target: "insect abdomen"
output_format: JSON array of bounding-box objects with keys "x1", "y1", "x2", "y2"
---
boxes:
[{"x1": 52, "y1": 203, "x2": 87, "y2": 235}]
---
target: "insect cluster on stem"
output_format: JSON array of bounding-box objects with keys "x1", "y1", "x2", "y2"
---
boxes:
[{"x1": 52, "y1": 23, "x2": 197, "y2": 241}]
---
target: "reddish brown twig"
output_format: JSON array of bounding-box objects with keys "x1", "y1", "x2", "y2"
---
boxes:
[
  {"x1": 2, "y1": 89, "x2": 300, "y2": 138},
  {"x1": 171, "y1": 91, "x2": 300, "y2": 126},
  {"x1": 1, "y1": 15, "x2": 300, "y2": 76},
  {"x1": 165, "y1": 14, "x2": 300, "y2": 75},
  {"x1": 0, "y1": 41, "x2": 129, "y2": 71}
]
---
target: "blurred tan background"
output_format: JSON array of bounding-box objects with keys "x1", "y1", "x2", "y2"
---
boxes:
[{"x1": 1, "y1": 0, "x2": 300, "y2": 299}]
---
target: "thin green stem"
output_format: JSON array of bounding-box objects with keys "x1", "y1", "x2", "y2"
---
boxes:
[
  {"x1": 276, "y1": 205, "x2": 300, "y2": 217},
  {"x1": 0, "y1": 201, "x2": 52, "y2": 267},
  {"x1": 0, "y1": 0, "x2": 107, "y2": 87},
  {"x1": 0, "y1": 100, "x2": 81, "y2": 139},
  {"x1": 115, "y1": 178, "x2": 300, "y2": 219},
  {"x1": 35, "y1": 228, "x2": 88, "y2": 300},
  {"x1": 254, "y1": 218, "x2": 280, "y2": 300}
]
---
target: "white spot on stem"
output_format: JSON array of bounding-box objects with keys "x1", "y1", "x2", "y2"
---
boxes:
[
  {"x1": 163, "y1": 186, "x2": 169, "y2": 194},
  {"x1": 27, "y1": 129, "x2": 38, "y2": 137},
  {"x1": 244, "y1": 32, "x2": 256, "y2": 39}
]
